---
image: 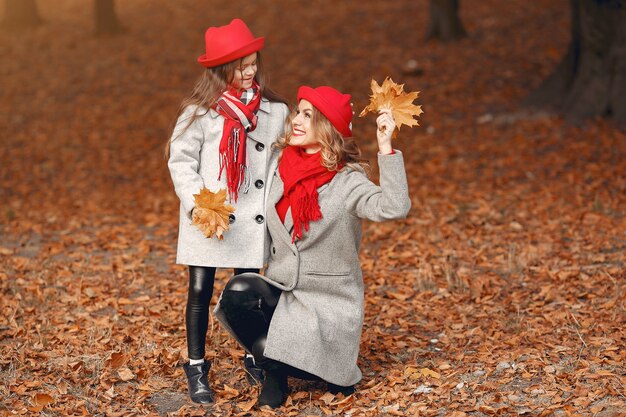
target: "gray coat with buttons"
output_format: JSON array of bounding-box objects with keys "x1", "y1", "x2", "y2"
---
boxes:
[
  {"x1": 168, "y1": 99, "x2": 289, "y2": 268},
  {"x1": 260, "y1": 150, "x2": 411, "y2": 386}
]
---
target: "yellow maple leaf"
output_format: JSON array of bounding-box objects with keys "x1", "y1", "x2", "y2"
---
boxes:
[
  {"x1": 359, "y1": 77, "x2": 423, "y2": 132},
  {"x1": 191, "y1": 188, "x2": 235, "y2": 240}
]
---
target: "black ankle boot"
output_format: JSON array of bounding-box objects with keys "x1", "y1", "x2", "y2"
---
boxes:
[
  {"x1": 257, "y1": 369, "x2": 288, "y2": 408},
  {"x1": 183, "y1": 362, "x2": 214, "y2": 404},
  {"x1": 328, "y1": 382, "x2": 355, "y2": 396}
]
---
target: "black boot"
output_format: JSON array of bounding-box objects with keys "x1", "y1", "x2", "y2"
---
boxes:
[
  {"x1": 257, "y1": 368, "x2": 288, "y2": 408},
  {"x1": 183, "y1": 362, "x2": 214, "y2": 404},
  {"x1": 328, "y1": 382, "x2": 355, "y2": 396}
]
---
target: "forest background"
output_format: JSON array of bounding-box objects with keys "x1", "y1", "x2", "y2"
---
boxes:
[{"x1": 0, "y1": 0, "x2": 624, "y2": 416}]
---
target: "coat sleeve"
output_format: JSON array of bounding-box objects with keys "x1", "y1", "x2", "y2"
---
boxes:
[
  {"x1": 343, "y1": 151, "x2": 411, "y2": 221},
  {"x1": 167, "y1": 105, "x2": 207, "y2": 218}
]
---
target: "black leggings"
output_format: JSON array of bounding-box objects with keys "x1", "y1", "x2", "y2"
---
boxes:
[
  {"x1": 186, "y1": 266, "x2": 259, "y2": 360},
  {"x1": 219, "y1": 273, "x2": 320, "y2": 380}
]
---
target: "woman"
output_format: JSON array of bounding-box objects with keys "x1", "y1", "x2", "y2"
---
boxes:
[
  {"x1": 167, "y1": 19, "x2": 288, "y2": 404},
  {"x1": 215, "y1": 85, "x2": 411, "y2": 408}
]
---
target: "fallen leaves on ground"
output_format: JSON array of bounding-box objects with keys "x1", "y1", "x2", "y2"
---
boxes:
[{"x1": 0, "y1": 0, "x2": 624, "y2": 416}]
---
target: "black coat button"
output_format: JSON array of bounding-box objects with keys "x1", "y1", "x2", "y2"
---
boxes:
[
  {"x1": 255, "y1": 215, "x2": 264, "y2": 224},
  {"x1": 255, "y1": 179, "x2": 264, "y2": 189},
  {"x1": 229, "y1": 214, "x2": 236, "y2": 224},
  {"x1": 255, "y1": 143, "x2": 265, "y2": 152},
  {"x1": 272, "y1": 247, "x2": 276, "y2": 254}
]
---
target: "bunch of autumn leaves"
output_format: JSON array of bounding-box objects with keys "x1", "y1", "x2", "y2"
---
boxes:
[{"x1": 192, "y1": 78, "x2": 422, "y2": 239}]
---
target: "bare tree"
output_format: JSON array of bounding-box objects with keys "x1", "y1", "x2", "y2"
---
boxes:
[
  {"x1": 426, "y1": 0, "x2": 467, "y2": 42},
  {"x1": 526, "y1": 0, "x2": 626, "y2": 125},
  {"x1": 1, "y1": 0, "x2": 41, "y2": 29},
  {"x1": 95, "y1": 0, "x2": 123, "y2": 36}
]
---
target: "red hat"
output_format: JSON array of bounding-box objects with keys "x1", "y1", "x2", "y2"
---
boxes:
[
  {"x1": 297, "y1": 86, "x2": 353, "y2": 137},
  {"x1": 197, "y1": 19, "x2": 265, "y2": 68}
]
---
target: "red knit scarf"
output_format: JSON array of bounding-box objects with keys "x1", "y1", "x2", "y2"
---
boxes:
[
  {"x1": 214, "y1": 82, "x2": 261, "y2": 202},
  {"x1": 278, "y1": 146, "x2": 340, "y2": 242}
]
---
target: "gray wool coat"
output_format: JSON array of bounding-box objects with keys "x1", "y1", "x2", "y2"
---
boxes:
[
  {"x1": 168, "y1": 99, "x2": 289, "y2": 268},
  {"x1": 216, "y1": 150, "x2": 411, "y2": 386}
]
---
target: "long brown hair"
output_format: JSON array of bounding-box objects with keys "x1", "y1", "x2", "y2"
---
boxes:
[
  {"x1": 275, "y1": 105, "x2": 367, "y2": 172},
  {"x1": 165, "y1": 52, "x2": 286, "y2": 158}
]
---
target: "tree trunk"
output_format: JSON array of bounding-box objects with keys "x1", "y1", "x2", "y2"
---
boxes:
[
  {"x1": 526, "y1": 0, "x2": 626, "y2": 126},
  {"x1": 95, "y1": 0, "x2": 123, "y2": 36},
  {"x1": 1, "y1": 0, "x2": 41, "y2": 29},
  {"x1": 425, "y1": 0, "x2": 467, "y2": 42}
]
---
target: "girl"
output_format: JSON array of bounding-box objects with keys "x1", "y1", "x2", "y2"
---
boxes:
[
  {"x1": 215, "y1": 86, "x2": 411, "y2": 408},
  {"x1": 167, "y1": 19, "x2": 289, "y2": 404}
]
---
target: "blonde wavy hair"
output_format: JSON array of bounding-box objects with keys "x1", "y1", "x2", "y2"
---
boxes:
[{"x1": 275, "y1": 106, "x2": 367, "y2": 172}]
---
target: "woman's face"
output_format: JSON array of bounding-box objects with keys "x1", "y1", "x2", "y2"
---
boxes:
[
  {"x1": 290, "y1": 100, "x2": 321, "y2": 154},
  {"x1": 231, "y1": 53, "x2": 258, "y2": 90}
]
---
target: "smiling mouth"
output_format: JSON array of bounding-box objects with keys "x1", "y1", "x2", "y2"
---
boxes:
[{"x1": 292, "y1": 129, "x2": 305, "y2": 136}]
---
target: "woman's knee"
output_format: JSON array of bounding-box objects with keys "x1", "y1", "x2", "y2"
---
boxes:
[
  {"x1": 225, "y1": 272, "x2": 269, "y2": 292},
  {"x1": 225, "y1": 273, "x2": 255, "y2": 292},
  {"x1": 224, "y1": 273, "x2": 280, "y2": 307}
]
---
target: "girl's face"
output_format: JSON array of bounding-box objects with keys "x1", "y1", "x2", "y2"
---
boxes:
[
  {"x1": 290, "y1": 99, "x2": 321, "y2": 154},
  {"x1": 231, "y1": 53, "x2": 258, "y2": 90}
]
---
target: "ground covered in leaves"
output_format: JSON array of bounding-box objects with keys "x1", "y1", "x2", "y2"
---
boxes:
[{"x1": 1, "y1": 1, "x2": 624, "y2": 416}]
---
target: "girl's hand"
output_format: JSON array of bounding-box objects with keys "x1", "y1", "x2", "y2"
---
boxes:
[{"x1": 376, "y1": 109, "x2": 395, "y2": 154}]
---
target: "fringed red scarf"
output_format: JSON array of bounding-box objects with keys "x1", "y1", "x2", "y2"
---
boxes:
[
  {"x1": 278, "y1": 146, "x2": 340, "y2": 242},
  {"x1": 214, "y1": 82, "x2": 261, "y2": 202}
]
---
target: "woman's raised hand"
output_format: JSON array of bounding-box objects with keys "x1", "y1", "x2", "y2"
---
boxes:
[{"x1": 376, "y1": 109, "x2": 395, "y2": 154}]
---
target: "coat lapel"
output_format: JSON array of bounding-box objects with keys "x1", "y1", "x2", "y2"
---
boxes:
[
  {"x1": 264, "y1": 148, "x2": 280, "y2": 209},
  {"x1": 266, "y1": 171, "x2": 296, "y2": 246},
  {"x1": 284, "y1": 207, "x2": 294, "y2": 233}
]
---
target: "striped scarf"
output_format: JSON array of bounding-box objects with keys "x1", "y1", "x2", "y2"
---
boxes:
[{"x1": 215, "y1": 82, "x2": 261, "y2": 202}]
